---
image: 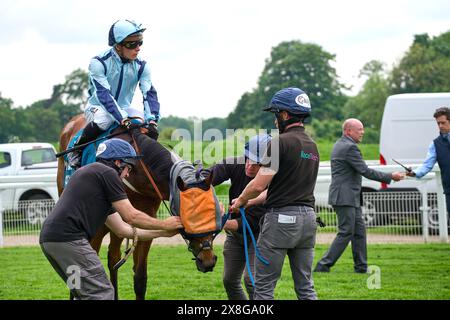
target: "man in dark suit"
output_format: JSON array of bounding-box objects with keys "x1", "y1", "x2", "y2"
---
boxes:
[{"x1": 314, "y1": 118, "x2": 404, "y2": 273}]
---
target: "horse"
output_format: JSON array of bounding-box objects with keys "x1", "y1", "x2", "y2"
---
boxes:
[{"x1": 57, "y1": 114, "x2": 219, "y2": 300}]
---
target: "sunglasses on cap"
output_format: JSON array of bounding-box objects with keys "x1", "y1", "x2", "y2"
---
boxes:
[{"x1": 121, "y1": 40, "x2": 143, "y2": 49}]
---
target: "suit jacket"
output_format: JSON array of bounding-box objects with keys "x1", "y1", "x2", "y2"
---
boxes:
[{"x1": 328, "y1": 135, "x2": 392, "y2": 207}]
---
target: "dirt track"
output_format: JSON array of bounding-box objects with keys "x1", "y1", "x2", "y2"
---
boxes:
[{"x1": 3, "y1": 232, "x2": 446, "y2": 247}]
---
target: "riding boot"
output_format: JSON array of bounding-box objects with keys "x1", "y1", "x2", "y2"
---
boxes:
[{"x1": 67, "y1": 122, "x2": 105, "y2": 169}]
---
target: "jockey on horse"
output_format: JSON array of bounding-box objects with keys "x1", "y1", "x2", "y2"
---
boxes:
[{"x1": 68, "y1": 19, "x2": 160, "y2": 169}]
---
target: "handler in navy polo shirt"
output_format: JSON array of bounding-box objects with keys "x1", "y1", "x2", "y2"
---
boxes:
[
  {"x1": 407, "y1": 107, "x2": 450, "y2": 227},
  {"x1": 40, "y1": 139, "x2": 182, "y2": 300},
  {"x1": 211, "y1": 134, "x2": 271, "y2": 300},
  {"x1": 231, "y1": 87, "x2": 320, "y2": 300}
]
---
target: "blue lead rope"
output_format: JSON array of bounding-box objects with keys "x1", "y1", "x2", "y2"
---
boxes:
[{"x1": 239, "y1": 207, "x2": 269, "y2": 287}]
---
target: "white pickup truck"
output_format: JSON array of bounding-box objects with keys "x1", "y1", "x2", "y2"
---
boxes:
[{"x1": 0, "y1": 143, "x2": 59, "y2": 224}]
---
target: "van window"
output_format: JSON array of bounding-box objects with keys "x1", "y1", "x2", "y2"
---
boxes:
[
  {"x1": 0, "y1": 152, "x2": 11, "y2": 168},
  {"x1": 21, "y1": 148, "x2": 56, "y2": 166}
]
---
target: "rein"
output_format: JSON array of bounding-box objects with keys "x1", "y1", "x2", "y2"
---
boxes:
[
  {"x1": 113, "y1": 133, "x2": 172, "y2": 271},
  {"x1": 239, "y1": 207, "x2": 269, "y2": 287},
  {"x1": 113, "y1": 227, "x2": 138, "y2": 271},
  {"x1": 131, "y1": 134, "x2": 173, "y2": 213},
  {"x1": 131, "y1": 135, "x2": 165, "y2": 201}
]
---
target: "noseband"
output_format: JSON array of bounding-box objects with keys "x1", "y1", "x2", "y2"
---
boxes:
[
  {"x1": 182, "y1": 211, "x2": 229, "y2": 258},
  {"x1": 183, "y1": 232, "x2": 215, "y2": 259}
]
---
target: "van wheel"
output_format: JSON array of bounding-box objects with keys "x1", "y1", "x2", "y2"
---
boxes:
[
  {"x1": 426, "y1": 205, "x2": 450, "y2": 235},
  {"x1": 362, "y1": 199, "x2": 378, "y2": 226},
  {"x1": 427, "y1": 205, "x2": 440, "y2": 234},
  {"x1": 22, "y1": 194, "x2": 54, "y2": 225}
]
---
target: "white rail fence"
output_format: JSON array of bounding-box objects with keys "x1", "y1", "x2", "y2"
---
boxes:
[
  {"x1": 1, "y1": 168, "x2": 448, "y2": 247},
  {"x1": 1, "y1": 194, "x2": 448, "y2": 247}
]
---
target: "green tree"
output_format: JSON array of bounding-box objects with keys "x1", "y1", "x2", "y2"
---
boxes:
[
  {"x1": 203, "y1": 117, "x2": 227, "y2": 135},
  {"x1": 343, "y1": 60, "x2": 390, "y2": 143},
  {"x1": 390, "y1": 31, "x2": 450, "y2": 93},
  {"x1": 1, "y1": 69, "x2": 88, "y2": 143},
  {"x1": 0, "y1": 94, "x2": 17, "y2": 143},
  {"x1": 159, "y1": 126, "x2": 176, "y2": 140},
  {"x1": 159, "y1": 115, "x2": 194, "y2": 134},
  {"x1": 49, "y1": 69, "x2": 89, "y2": 107},
  {"x1": 228, "y1": 40, "x2": 347, "y2": 129},
  {"x1": 35, "y1": 69, "x2": 87, "y2": 141},
  {"x1": 26, "y1": 102, "x2": 61, "y2": 142},
  {"x1": 310, "y1": 119, "x2": 342, "y2": 142},
  {"x1": 227, "y1": 92, "x2": 266, "y2": 129}
]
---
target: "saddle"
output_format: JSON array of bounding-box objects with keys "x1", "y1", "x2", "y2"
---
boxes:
[{"x1": 63, "y1": 126, "x2": 117, "y2": 187}]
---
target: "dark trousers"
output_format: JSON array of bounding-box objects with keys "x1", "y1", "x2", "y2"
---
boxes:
[
  {"x1": 316, "y1": 206, "x2": 367, "y2": 272},
  {"x1": 254, "y1": 206, "x2": 317, "y2": 300},
  {"x1": 223, "y1": 232, "x2": 255, "y2": 300},
  {"x1": 40, "y1": 239, "x2": 114, "y2": 300}
]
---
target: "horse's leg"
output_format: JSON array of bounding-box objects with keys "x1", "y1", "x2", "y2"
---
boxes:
[
  {"x1": 132, "y1": 240, "x2": 153, "y2": 300},
  {"x1": 107, "y1": 232, "x2": 124, "y2": 300},
  {"x1": 91, "y1": 224, "x2": 109, "y2": 254},
  {"x1": 126, "y1": 194, "x2": 161, "y2": 300}
]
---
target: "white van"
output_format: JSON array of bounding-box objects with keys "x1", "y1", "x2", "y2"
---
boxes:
[
  {"x1": 379, "y1": 92, "x2": 450, "y2": 191},
  {"x1": 376, "y1": 93, "x2": 449, "y2": 230},
  {"x1": 0, "y1": 143, "x2": 58, "y2": 224}
]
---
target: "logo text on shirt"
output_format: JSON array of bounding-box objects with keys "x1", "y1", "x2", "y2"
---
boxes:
[{"x1": 300, "y1": 150, "x2": 319, "y2": 161}]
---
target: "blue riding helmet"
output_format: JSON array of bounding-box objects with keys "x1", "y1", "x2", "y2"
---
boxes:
[
  {"x1": 108, "y1": 20, "x2": 146, "y2": 46},
  {"x1": 263, "y1": 87, "x2": 312, "y2": 116},
  {"x1": 95, "y1": 138, "x2": 142, "y2": 167},
  {"x1": 244, "y1": 134, "x2": 272, "y2": 163}
]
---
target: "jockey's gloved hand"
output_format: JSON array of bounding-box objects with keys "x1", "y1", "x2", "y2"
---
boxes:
[
  {"x1": 122, "y1": 119, "x2": 132, "y2": 129},
  {"x1": 147, "y1": 121, "x2": 159, "y2": 140},
  {"x1": 122, "y1": 119, "x2": 141, "y2": 130}
]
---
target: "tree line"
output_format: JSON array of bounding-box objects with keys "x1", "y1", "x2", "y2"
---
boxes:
[{"x1": 0, "y1": 31, "x2": 448, "y2": 144}]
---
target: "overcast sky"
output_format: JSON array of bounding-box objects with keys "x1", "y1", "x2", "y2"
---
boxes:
[{"x1": 0, "y1": 0, "x2": 449, "y2": 119}]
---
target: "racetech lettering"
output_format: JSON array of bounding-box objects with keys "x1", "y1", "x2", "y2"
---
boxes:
[{"x1": 300, "y1": 150, "x2": 319, "y2": 161}]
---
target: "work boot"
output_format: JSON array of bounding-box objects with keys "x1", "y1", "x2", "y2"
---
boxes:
[{"x1": 67, "y1": 122, "x2": 104, "y2": 169}]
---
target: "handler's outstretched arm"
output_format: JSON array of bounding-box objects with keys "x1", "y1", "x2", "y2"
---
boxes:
[
  {"x1": 112, "y1": 198, "x2": 183, "y2": 230},
  {"x1": 106, "y1": 212, "x2": 179, "y2": 241}
]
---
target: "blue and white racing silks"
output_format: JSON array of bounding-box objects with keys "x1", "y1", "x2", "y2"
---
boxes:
[{"x1": 87, "y1": 48, "x2": 160, "y2": 124}]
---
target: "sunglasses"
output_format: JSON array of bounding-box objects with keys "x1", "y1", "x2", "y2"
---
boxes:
[
  {"x1": 119, "y1": 162, "x2": 133, "y2": 173},
  {"x1": 121, "y1": 40, "x2": 143, "y2": 49}
]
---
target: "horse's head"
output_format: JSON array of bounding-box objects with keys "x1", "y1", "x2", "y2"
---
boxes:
[
  {"x1": 176, "y1": 171, "x2": 219, "y2": 273},
  {"x1": 187, "y1": 235, "x2": 218, "y2": 273}
]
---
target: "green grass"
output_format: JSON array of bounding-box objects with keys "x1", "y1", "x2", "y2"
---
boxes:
[{"x1": 0, "y1": 244, "x2": 449, "y2": 300}]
